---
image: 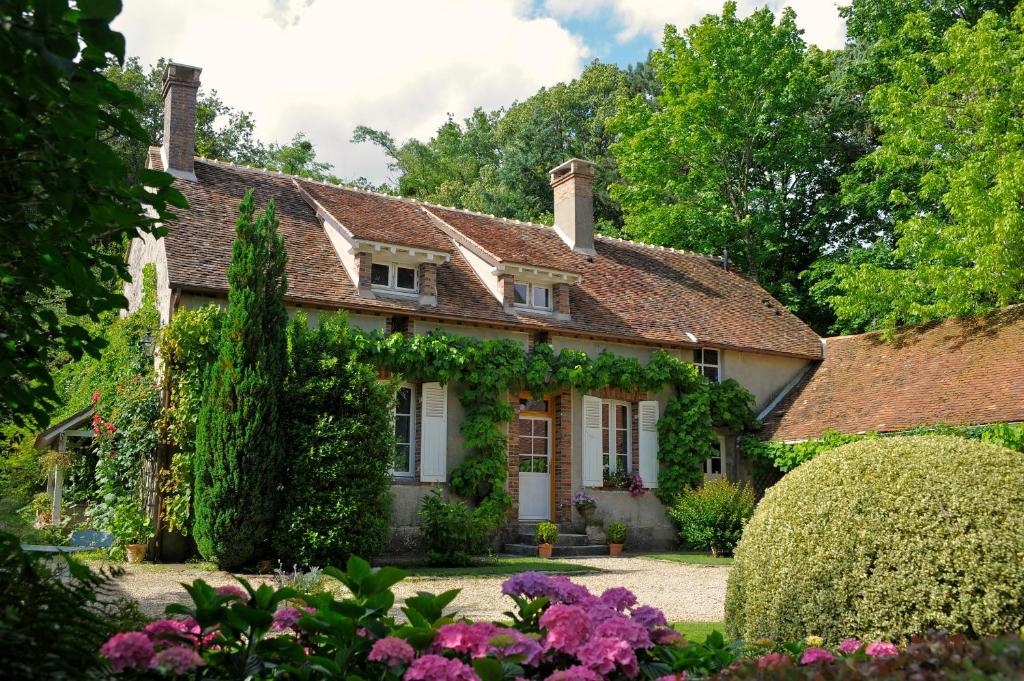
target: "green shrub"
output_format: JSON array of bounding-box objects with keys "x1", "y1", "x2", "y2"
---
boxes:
[
  {"x1": 606, "y1": 522, "x2": 627, "y2": 544},
  {"x1": 669, "y1": 478, "x2": 754, "y2": 556},
  {"x1": 418, "y1": 491, "x2": 488, "y2": 566},
  {"x1": 725, "y1": 435, "x2": 1024, "y2": 643},
  {"x1": 534, "y1": 521, "x2": 559, "y2": 545},
  {"x1": 274, "y1": 314, "x2": 394, "y2": 566}
]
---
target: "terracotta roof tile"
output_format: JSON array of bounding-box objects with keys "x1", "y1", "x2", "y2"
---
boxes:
[
  {"x1": 153, "y1": 151, "x2": 822, "y2": 359},
  {"x1": 761, "y1": 306, "x2": 1024, "y2": 440}
]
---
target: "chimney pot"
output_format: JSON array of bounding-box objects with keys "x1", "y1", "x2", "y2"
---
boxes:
[
  {"x1": 161, "y1": 62, "x2": 202, "y2": 181},
  {"x1": 550, "y1": 158, "x2": 596, "y2": 255}
]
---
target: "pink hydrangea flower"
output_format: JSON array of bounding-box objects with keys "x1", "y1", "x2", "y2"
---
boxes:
[
  {"x1": 838, "y1": 637, "x2": 862, "y2": 654},
  {"x1": 757, "y1": 652, "x2": 792, "y2": 668},
  {"x1": 271, "y1": 607, "x2": 304, "y2": 632},
  {"x1": 100, "y1": 632, "x2": 155, "y2": 672},
  {"x1": 595, "y1": 615, "x2": 653, "y2": 649},
  {"x1": 630, "y1": 605, "x2": 667, "y2": 630},
  {"x1": 577, "y1": 636, "x2": 639, "y2": 678},
  {"x1": 150, "y1": 646, "x2": 205, "y2": 674},
  {"x1": 599, "y1": 587, "x2": 637, "y2": 612},
  {"x1": 540, "y1": 604, "x2": 593, "y2": 655},
  {"x1": 865, "y1": 641, "x2": 900, "y2": 657},
  {"x1": 215, "y1": 584, "x2": 249, "y2": 601},
  {"x1": 143, "y1": 618, "x2": 198, "y2": 647},
  {"x1": 800, "y1": 647, "x2": 836, "y2": 665},
  {"x1": 368, "y1": 636, "x2": 415, "y2": 667},
  {"x1": 545, "y1": 665, "x2": 604, "y2": 681},
  {"x1": 549, "y1": 576, "x2": 594, "y2": 605},
  {"x1": 435, "y1": 621, "x2": 500, "y2": 657},
  {"x1": 403, "y1": 654, "x2": 479, "y2": 681},
  {"x1": 487, "y1": 629, "x2": 543, "y2": 666}
]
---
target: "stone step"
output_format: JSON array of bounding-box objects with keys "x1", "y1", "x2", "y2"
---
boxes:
[
  {"x1": 504, "y1": 543, "x2": 610, "y2": 558},
  {"x1": 516, "y1": 532, "x2": 590, "y2": 546}
]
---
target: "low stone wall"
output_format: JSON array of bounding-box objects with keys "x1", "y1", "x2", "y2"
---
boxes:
[
  {"x1": 584, "y1": 489, "x2": 676, "y2": 551},
  {"x1": 386, "y1": 483, "x2": 437, "y2": 555}
]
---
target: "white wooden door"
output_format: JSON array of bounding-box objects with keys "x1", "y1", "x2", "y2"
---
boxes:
[{"x1": 518, "y1": 415, "x2": 551, "y2": 520}]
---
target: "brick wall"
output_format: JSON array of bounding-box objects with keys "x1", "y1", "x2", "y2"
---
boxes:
[
  {"x1": 499, "y1": 274, "x2": 515, "y2": 312},
  {"x1": 505, "y1": 392, "x2": 520, "y2": 521},
  {"x1": 553, "y1": 390, "x2": 573, "y2": 523},
  {"x1": 418, "y1": 262, "x2": 437, "y2": 305},
  {"x1": 357, "y1": 252, "x2": 373, "y2": 296},
  {"x1": 553, "y1": 283, "x2": 571, "y2": 319},
  {"x1": 161, "y1": 63, "x2": 201, "y2": 177}
]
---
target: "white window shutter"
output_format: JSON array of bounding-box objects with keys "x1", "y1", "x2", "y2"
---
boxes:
[
  {"x1": 582, "y1": 395, "x2": 603, "y2": 487},
  {"x1": 420, "y1": 382, "x2": 447, "y2": 482},
  {"x1": 638, "y1": 400, "x2": 659, "y2": 488}
]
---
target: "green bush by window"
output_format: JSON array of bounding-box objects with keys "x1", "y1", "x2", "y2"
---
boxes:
[
  {"x1": 668, "y1": 478, "x2": 754, "y2": 556},
  {"x1": 725, "y1": 435, "x2": 1024, "y2": 643},
  {"x1": 273, "y1": 313, "x2": 395, "y2": 567},
  {"x1": 534, "y1": 521, "x2": 559, "y2": 545},
  {"x1": 418, "y1": 491, "x2": 488, "y2": 566}
]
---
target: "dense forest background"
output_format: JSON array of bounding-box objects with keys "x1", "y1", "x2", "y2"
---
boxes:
[{"x1": 106, "y1": 0, "x2": 1024, "y2": 337}]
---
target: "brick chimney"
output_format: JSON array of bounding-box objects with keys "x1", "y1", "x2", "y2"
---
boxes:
[
  {"x1": 161, "y1": 62, "x2": 202, "y2": 181},
  {"x1": 550, "y1": 158, "x2": 596, "y2": 255}
]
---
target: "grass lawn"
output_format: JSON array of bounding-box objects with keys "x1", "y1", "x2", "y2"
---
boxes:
[
  {"x1": 637, "y1": 551, "x2": 734, "y2": 566},
  {"x1": 673, "y1": 621, "x2": 727, "y2": 643},
  {"x1": 401, "y1": 557, "x2": 601, "y2": 578}
]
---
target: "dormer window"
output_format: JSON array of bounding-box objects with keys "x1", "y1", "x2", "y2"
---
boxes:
[
  {"x1": 371, "y1": 262, "x2": 418, "y2": 293},
  {"x1": 513, "y1": 282, "x2": 552, "y2": 311}
]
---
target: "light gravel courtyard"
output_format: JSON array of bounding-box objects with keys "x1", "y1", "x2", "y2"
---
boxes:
[{"x1": 95, "y1": 556, "x2": 729, "y2": 623}]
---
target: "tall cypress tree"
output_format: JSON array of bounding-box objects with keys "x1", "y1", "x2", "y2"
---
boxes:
[{"x1": 193, "y1": 189, "x2": 288, "y2": 568}]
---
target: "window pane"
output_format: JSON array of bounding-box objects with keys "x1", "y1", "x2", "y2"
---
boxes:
[
  {"x1": 703, "y1": 349, "x2": 719, "y2": 365},
  {"x1": 533, "y1": 456, "x2": 548, "y2": 473},
  {"x1": 710, "y1": 456, "x2": 722, "y2": 474},
  {"x1": 704, "y1": 367, "x2": 719, "y2": 382},
  {"x1": 395, "y1": 415, "x2": 411, "y2": 444},
  {"x1": 616, "y1": 428, "x2": 627, "y2": 455},
  {"x1": 616, "y1": 404, "x2": 628, "y2": 426},
  {"x1": 371, "y1": 263, "x2": 390, "y2": 286},
  {"x1": 602, "y1": 454, "x2": 610, "y2": 472},
  {"x1": 396, "y1": 266, "x2": 416, "y2": 290},
  {"x1": 396, "y1": 387, "x2": 412, "y2": 414},
  {"x1": 393, "y1": 444, "x2": 411, "y2": 473},
  {"x1": 533, "y1": 286, "x2": 550, "y2": 308},
  {"x1": 533, "y1": 419, "x2": 548, "y2": 438},
  {"x1": 514, "y1": 283, "x2": 529, "y2": 305},
  {"x1": 616, "y1": 454, "x2": 628, "y2": 474},
  {"x1": 693, "y1": 349, "x2": 703, "y2": 364}
]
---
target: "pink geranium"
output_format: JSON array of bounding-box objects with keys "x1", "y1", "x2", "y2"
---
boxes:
[
  {"x1": 800, "y1": 647, "x2": 836, "y2": 665},
  {"x1": 403, "y1": 654, "x2": 478, "y2": 681},
  {"x1": 150, "y1": 646, "x2": 205, "y2": 674},
  {"x1": 577, "y1": 636, "x2": 640, "y2": 678},
  {"x1": 838, "y1": 637, "x2": 862, "y2": 654},
  {"x1": 368, "y1": 636, "x2": 415, "y2": 667},
  {"x1": 865, "y1": 641, "x2": 900, "y2": 657},
  {"x1": 100, "y1": 632, "x2": 155, "y2": 672},
  {"x1": 539, "y1": 604, "x2": 593, "y2": 655}
]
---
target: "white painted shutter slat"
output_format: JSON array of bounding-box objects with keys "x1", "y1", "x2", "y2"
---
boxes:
[
  {"x1": 420, "y1": 382, "x2": 447, "y2": 482},
  {"x1": 638, "y1": 400, "x2": 659, "y2": 488},
  {"x1": 582, "y1": 395, "x2": 603, "y2": 487}
]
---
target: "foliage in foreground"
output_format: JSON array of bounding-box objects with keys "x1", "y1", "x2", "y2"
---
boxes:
[
  {"x1": 668, "y1": 479, "x2": 754, "y2": 557},
  {"x1": 0, "y1": 0, "x2": 185, "y2": 427},
  {"x1": 726, "y1": 435, "x2": 1024, "y2": 643},
  {"x1": 193, "y1": 191, "x2": 288, "y2": 569}
]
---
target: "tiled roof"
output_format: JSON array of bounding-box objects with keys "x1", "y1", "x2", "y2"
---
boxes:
[
  {"x1": 152, "y1": 150, "x2": 823, "y2": 359},
  {"x1": 761, "y1": 306, "x2": 1024, "y2": 441}
]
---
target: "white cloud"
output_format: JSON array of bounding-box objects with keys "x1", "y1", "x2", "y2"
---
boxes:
[
  {"x1": 543, "y1": 0, "x2": 846, "y2": 50},
  {"x1": 114, "y1": 0, "x2": 587, "y2": 184}
]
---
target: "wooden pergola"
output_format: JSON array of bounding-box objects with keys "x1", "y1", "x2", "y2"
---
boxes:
[{"x1": 33, "y1": 406, "x2": 95, "y2": 526}]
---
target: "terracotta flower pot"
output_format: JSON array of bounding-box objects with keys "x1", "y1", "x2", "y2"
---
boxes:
[
  {"x1": 126, "y1": 543, "x2": 147, "y2": 564},
  {"x1": 538, "y1": 543, "x2": 553, "y2": 559},
  {"x1": 608, "y1": 543, "x2": 624, "y2": 557}
]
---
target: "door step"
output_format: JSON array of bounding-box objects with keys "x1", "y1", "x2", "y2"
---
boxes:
[{"x1": 504, "y1": 543, "x2": 609, "y2": 558}]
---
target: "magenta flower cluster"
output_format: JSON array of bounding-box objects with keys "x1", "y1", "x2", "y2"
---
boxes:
[
  {"x1": 100, "y1": 618, "x2": 207, "y2": 674},
  {"x1": 756, "y1": 636, "x2": 903, "y2": 670}
]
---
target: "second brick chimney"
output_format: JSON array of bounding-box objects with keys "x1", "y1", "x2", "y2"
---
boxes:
[
  {"x1": 161, "y1": 62, "x2": 202, "y2": 181},
  {"x1": 550, "y1": 158, "x2": 596, "y2": 255}
]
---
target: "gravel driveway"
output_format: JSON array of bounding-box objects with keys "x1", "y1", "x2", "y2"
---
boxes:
[{"x1": 98, "y1": 556, "x2": 728, "y2": 623}]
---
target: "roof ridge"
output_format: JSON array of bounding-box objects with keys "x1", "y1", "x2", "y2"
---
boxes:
[{"x1": 593, "y1": 233, "x2": 722, "y2": 260}]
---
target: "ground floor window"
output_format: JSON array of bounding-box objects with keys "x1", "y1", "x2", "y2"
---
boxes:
[
  {"x1": 601, "y1": 400, "x2": 631, "y2": 475},
  {"x1": 704, "y1": 439, "x2": 724, "y2": 479},
  {"x1": 392, "y1": 384, "x2": 415, "y2": 476}
]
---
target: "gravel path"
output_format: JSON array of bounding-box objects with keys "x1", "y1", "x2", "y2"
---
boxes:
[{"x1": 98, "y1": 556, "x2": 728, "y2": 622}]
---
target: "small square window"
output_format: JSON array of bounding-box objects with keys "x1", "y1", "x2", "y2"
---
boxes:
[
  {"x1": 703, "y1": 349, "x2": 719, "y2": 365},
  {"x1": 371, "y1": 263, "x2": 390, "y2": 286},
  {"x1": 532, "y1": 286, "x2": 550, "y2": 308},
  {"x1": 514, "y1": 283, "x2": 529, "y2": 305},
  {"x1": 395, "y1": 266, "x2": 416, "y2": 290}
]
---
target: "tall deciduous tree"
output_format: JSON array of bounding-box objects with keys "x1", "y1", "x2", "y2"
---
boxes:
[
  {"x1": 193, "y1": 190, "x2": 288, "y2": 569},
  {"x1": 815, "y1": 7, "x2": 1024, "y2": 331},
  {"x1": 610, "y1": 2, "x2": 861, "y2": 328},
  {"x1": 0, "y1": 0, "x2": 184, "y2": 427}
]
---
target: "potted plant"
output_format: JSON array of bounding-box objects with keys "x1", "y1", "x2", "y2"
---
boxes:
[
  {"x1": 535, "y1": 521, "x2": 559, "y2": 559},
  {"x1": 572, "y1": 491, "x2": 597, "y2": 523},
  {"x1": 111, "y1": 499, "x2": 153, "y2": 564},
  {"x1": 606, "y1": 522, "x2": 627, "y2": 557}
]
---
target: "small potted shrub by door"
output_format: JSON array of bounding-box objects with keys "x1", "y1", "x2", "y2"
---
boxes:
[
  {"x1": 535, "y1": 522, "x2": 559, "y2": 559},
  {"x1": 112, "y1": 499, "x2": 154, "y2": 564},
  {"x1": 606, "y1": 522, "x2": 627, "y2": 557}
]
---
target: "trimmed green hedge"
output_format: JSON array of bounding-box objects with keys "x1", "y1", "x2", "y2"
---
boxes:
[{"x1": 725, "y1": 435, "x2": 1024, "y2": 643}]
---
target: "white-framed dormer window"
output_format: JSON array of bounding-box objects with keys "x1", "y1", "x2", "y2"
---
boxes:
[
  {"x1": 513, "y1": 282, "x2": 552, "y2": 311},
  {"x1": 372, "y1": 262, "x2": 418, "y2": 293},
  {"x1": 392, "y1": 384, "x2": 415, "y2": 477},
  {"x1": 704, "y1": 439, "x2": 724, "y2": 479},
  {"x1": 693, "y1": 348, "x2": 720, "y2": 382},
  {"x1": 601, "y1": 400, "x2": 631, "y2": 475}
]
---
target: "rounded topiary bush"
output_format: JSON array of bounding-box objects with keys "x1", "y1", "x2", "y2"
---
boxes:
[{"x1": 725, "y1": 435, "x2": 1024, "y2": 643}]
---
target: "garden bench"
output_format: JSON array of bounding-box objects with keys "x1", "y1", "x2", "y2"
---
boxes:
[{"x1": 21, "y1": 529, "x2": 113, "y2": 555}]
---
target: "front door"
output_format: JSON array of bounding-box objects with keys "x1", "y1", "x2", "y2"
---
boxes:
[{"x1": 518, "y1": 411, "x2": 552, "y2": 521}]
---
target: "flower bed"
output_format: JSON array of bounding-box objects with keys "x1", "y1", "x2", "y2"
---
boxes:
[{"x1": 97, "y1": 557, "x2": 1023, "y2": 680}]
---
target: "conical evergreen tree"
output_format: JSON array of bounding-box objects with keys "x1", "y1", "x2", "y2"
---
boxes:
[{"x1": 193, "y1": 189, "x2": 288, "y2": 568}]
